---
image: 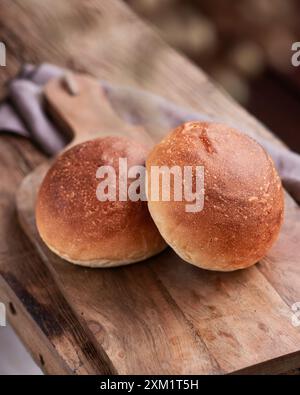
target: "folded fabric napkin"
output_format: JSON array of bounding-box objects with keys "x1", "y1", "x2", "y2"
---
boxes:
[{"x1": 1, "y1": 63, "x2": 300, "y2": 203}]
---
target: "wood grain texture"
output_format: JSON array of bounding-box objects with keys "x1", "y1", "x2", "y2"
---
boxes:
[
  {"x1": 0, "y1": 0, "x2": 300, "y2": 374},
  {"x1": 17, "y1": 71, "x2": 300, "y2": 374},
  {"x1": 0, "y1": 138, "x2": 116, "y2": 374},
  {"x1": 44, "y1": 74, "x2": 153, "y2": 148},
  {"x1": 16, "y1": 118, "x2": 300, "y2": 375},
  {"x1": 18, "y1": 163, "x2": 221, "y2": 375}
]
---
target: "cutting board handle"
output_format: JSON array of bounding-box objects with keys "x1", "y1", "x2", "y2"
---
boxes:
[{"x1": 44, "y1": 72, "x2": 153, "y2": 149}]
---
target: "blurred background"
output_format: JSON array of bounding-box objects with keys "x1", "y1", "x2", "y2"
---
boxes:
[{"x1": 125, "y1": 0, "x2": 300, "y2": 153}]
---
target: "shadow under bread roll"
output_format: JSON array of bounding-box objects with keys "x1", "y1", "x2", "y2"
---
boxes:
[
  {"x1": 146, "y1": 121, "x2": 284, "y2": 271},
  {"x1": 36, "y1": 136, "x2": 166, "y2": 267}
]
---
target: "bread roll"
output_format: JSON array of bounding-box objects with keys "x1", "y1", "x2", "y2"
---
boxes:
[
  {"x1": 146, "y1": 121, "x2": 284, "y2": 271},
  {"x1": 36, "y1": 136, "x2": 166, "y2": 267}
]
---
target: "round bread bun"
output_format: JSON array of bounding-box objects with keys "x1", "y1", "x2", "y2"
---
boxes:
[
  {"x1": 36, "y1": 136, "x2": 166, "y2": 267},
  {"x1": 146, "y1": 121, "x2": 284, "y2": 271}
]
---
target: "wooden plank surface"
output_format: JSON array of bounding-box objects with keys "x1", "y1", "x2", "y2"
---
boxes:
[
  {"x1": 18, "y1": 164, "x2": 221, "y2": 374},
  {"x1": 0, "y1": 0, "x2": 300, "y2": 374},
  {"x1": 15, "y1": 71, "x2": 300, "y2": 374},
  {"x1": 16, "y1": 120, "x2": 300, "y2": 374}
]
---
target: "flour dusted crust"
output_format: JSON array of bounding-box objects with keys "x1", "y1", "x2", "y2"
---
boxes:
[
  {"x1": 146, "y1": 122, "x2": 284, "y2": 271},
  {"x1": 36, "y1": 136, "x2": 166, "y2": 266}
]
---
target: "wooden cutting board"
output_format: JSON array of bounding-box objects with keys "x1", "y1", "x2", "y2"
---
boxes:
[{"x1": 16, "y1": 73, "x2": 300, "y2": 375}]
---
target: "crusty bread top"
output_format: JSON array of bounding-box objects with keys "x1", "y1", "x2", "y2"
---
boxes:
[
  {"x1": 36, "y1": 136, "x2": 166, "y2": 265},
  {"x1": 146, "y1": 122, "x2": 284, "y2": 271}
]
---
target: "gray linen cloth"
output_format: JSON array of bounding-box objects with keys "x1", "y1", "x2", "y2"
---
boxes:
[{"x1": 0, "y1": 63, "x2": 300, "y2": 203}]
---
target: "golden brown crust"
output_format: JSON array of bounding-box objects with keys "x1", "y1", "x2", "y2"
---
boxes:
[
  {"x1": 36, "y1": 136, "x2": 166, "y2": 266},
  {"x1": 146, "y1": 122, "x2": 284, "y2": 271}
]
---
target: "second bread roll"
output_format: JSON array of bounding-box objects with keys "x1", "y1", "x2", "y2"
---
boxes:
[{"x1": 146, "y1": 122, "x2": 284, "y2": 271}]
